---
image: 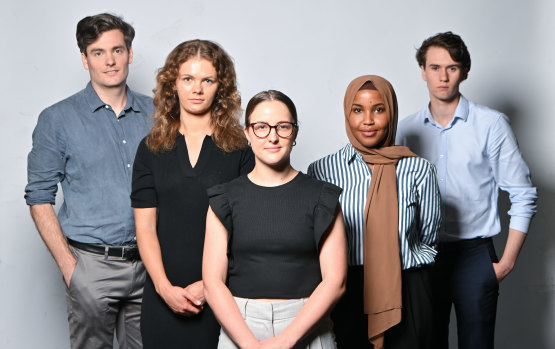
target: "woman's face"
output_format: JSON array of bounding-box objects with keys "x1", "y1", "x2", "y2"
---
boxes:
[
  {"x1": 245, "y1": 100, "x2": 297, "y2": 169},
  {"x1": 174, "y1": 57, "x2": 219, "y2": 118},
  {"x1": 348, "y1": 89, "x2": 390, "y2": 148}
]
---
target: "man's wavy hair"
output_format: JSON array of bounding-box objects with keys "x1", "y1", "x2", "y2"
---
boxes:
[
  {"x1": 146, "y1": 40, "x2": 246, "y2": 153},
  {"x1": 76, "y1": 13, "x2": 135, "y2": 55},
  {"x1": 416, "y1": 31, "x2": 471, "y2": 73}
]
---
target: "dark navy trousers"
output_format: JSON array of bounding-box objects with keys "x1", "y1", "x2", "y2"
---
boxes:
[{"x1": 431, "y1": 238, "x2": 499, "y2": 349}]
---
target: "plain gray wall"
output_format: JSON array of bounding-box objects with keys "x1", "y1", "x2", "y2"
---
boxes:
[{"x1": 1, "y1": 0, "x2": 553, "y2": 348}]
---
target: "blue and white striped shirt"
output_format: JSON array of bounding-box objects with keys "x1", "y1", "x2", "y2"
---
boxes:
[{"x1": 308, "y1": 143, "x2": 441, "y2": 269}]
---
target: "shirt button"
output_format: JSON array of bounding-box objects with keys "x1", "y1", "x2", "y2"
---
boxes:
[
  {"x1": 127, "y1": 164, "x2": 131, "y2": 168},
  {"x1": 439, "y1": 154, "x2": 444, "y2": 158},
  {"x1": 440, "y1": 178, "x2": 444, "y2": 182},
  {"x1": 105, "y1": 105, "x2": 110, "y2": 109},
  {"x1": 122, "y1": 140, "x2": 127, "y2": 144}
]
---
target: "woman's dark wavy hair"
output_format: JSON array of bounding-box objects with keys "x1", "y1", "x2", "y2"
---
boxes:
[{"x1": 146, "y1": 40, "x2": 246, "y2": 153}]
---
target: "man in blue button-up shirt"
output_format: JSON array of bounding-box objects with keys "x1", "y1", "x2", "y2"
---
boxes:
[
  {"x1": 25, "y1": 13, "x2": 154, "y2": 348},
  {"x1": 397, "y1": 32, "x2": 537, "y2": 349}
]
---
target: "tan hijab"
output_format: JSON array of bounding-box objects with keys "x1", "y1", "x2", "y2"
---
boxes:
[{"x1": 344, "y1": 75, "x2": 416, "y2": 348}]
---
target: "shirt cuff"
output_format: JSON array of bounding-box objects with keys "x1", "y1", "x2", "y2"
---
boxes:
[{"x1": 509, "y1": 216, "x2": 531, "y2": 234}]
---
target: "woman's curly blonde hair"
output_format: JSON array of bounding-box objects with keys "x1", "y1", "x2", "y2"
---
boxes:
[{"x1": 146, "y1": 40, "x2": 247, "y2": 153}]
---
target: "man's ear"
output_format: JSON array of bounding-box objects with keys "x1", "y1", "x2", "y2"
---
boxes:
[
  {"x1": 461, "y1": 68, "x2": 469, "y2": 82},
  {"x1": 81, "y1": 52, "x2": 89, "y2": 70},
  {"x1": 128, "y1": 47, "x2": 134, "y2": 64},
  {"x1": 420, "y1": 65, "x2": 427, "y2": 81}
]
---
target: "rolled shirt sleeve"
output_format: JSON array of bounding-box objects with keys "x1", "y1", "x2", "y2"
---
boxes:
[
  {"x1": 25, "y1": 107, "x2": 65, "y2": 205},
  {"x1": 488, "y1": 114, "x2": 537, "y2": 233}
]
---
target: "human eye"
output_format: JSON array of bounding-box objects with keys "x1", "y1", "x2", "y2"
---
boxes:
[
  {"x1": 254, "y1": 123, "x2": 268, "y2": 131},
  {"x1": 449, "y1": 66, "x2": 458, "y2": 72},
  {"x1": 277, "y1": 123, "x2": 292, "y2": 131},
  {"x1": 375, "y1": 106, "x2": 386, "y2": 113},
  {"x1": 204, "y1": 78, "x2": 213, "y2": 84},
  {"x1": 430, "y1": 65, "x2": 439, "y2": 71},
  {"x1": 94, "y1": 51, "x2": 102, "y2": 56},
  {"x1": 352, "y1": 107, "x2": 362, "y2": 114},
  {"x1": 183, "y1": 77, "x2": 192, "y2": 82}
]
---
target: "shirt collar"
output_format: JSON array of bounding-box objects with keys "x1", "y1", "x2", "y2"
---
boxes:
[
  {"x1": 422, "y1": 94, "x2": 470, "y2": 127},
  {"x1": 340, "y1": 143, "x2": 360, "y2": 164},
  {"x1": 84, "y1": 81, "x2": 141, "y2": 114}
]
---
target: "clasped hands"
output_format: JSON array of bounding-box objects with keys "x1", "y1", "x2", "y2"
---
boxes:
[{"x1": 159, "y1": 280, "x2": 205, "y2": 317}]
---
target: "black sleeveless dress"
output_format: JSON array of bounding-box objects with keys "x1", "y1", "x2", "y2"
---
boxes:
[{"x1": 131, "y1": 135, "x2": 254, "y2": 348}]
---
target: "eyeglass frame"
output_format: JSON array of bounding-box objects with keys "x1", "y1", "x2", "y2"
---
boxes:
[{"x1": 248, "y1": 121, "x2": 298, "y2": 139}]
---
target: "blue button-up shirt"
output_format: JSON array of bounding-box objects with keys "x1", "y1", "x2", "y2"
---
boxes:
[
  {"x1": 25, "y1": 82, "x2": 154, "y2": 244},
  {"x1": 397, "y1": 95, "x2": 537, "y2": 241}
]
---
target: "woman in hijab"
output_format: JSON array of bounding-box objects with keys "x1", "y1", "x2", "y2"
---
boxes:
[{"x1": 308, "y1": 75, "x2": 441, "y2": 349}]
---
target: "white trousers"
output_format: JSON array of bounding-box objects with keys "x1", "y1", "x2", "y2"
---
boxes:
[{"x1": 218, "y1": 297, "x2": 336, "y2": 349}]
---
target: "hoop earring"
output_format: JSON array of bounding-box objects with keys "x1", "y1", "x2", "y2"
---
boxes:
[{"x1": 293, "y1": 141, "x2": 296, "y2": 146}]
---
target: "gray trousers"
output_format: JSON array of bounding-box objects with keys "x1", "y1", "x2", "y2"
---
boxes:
[
  {"x1": 218, "y1": 297, "x2": 336, "y2": 349},
  {"x1": 66, "y1": 245, "x2": 145, "y2": 349}
]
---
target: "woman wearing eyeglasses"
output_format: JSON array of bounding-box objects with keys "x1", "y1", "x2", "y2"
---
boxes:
[
  {"x1": 131, "y1": 40, "x2": 254, "y2": 348},
  {"x1": 308, "y1": 75, "x2": 441, "y2": 349},
  {"x1": 203, "y1": 90, "x2": 347, "y2": 349}
]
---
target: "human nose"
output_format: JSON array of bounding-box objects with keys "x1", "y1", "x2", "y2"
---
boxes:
[
  {"x1": 362, "y1": 111, "x2": 374, "y2": 125},
  {"x1": 267, "y1": 127, "x2": 279, "y2": 142},
  {"x1": 106, "y1": 52, "x2": 115, "y2": 66},
  {"x1": 439, "y1": 69, "x2": 448, "y2": 82},
  {"x1": 193, "y1": 80, "x2": 203, "y2": 94}
]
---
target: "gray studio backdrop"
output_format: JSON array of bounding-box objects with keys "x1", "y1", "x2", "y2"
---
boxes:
[{"x1": 1, "y1": 0, "x2": 553, "y2": 348}]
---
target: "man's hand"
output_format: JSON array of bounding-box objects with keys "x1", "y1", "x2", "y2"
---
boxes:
[
  {"x1": 492, "y1": 261, "x2": 512, "y2": 283},
  {"x1": 62, "y1": 259, "x2": 78, "y2": 288}
]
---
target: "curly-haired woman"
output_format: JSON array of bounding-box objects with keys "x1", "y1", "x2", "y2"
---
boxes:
[{"x1": 131, "y1": 40, "x2": 254, "y2": 348}]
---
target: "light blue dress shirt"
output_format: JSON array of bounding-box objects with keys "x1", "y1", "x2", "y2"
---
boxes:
[
  {"x1": 308, "y1": 143, "x2": 441, "y2": 268},
  {"x1": 25, "y1": 82, "x2": 154, "y2": 245},
  {"x1": 397, "y1": 95, "x2": 537, "y2": 241}
]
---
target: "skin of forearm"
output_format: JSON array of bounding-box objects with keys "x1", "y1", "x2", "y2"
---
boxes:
[
  {"x1": 493, "y1": 228, "x2": 527, "y2": 282},
  {"x1": 134, "y1": 208, "x2": 172, "y2": 293},
  {"x1": 276, "y1": 274, "x2": 346, "y2": 346},
  {"x1": 204, "y1": 280, "x2": 258, "y2": 348},
  {"x1": 29, "y1": 204, "x2": 75, "y2": 282}
]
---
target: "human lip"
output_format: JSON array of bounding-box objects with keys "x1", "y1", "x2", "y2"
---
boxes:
[
  {"x1": 104, "y1": 69, "x2": 119, "y2": 75},
  {"x1": 360, "y1": 129, "x2": 377, "y2": 137},
  {"x1": 264, "y1": 146, "x2": 281, "y2": 153},
  {"x1": 189, "y1": 98, "x2": 204, "y2": 104}
]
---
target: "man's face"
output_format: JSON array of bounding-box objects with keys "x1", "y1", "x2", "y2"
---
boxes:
[
  {"x1": 81, "y1": 29, "x2": 132, "y2": 91},
  {"x1": 421, "y1": 46, "x2": 467, "y2": 104}
]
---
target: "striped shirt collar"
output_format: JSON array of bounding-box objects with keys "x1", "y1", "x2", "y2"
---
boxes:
[{"x1": 340, "y1": 143, "x2": 361, "y2": 165}]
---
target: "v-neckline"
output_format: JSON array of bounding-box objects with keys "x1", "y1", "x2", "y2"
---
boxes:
[{"x1": 177, "y1": 135, "x2": 213, "y2": 177}]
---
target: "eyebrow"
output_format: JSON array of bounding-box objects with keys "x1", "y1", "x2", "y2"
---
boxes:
[
  {"x1": 428, "y1": 63, "x2": 460, "y2": 68},
  {"x1": 179, "y1": 73, "x2": 217, "y2": 79},
  {"x1": 89, "y1": 45, "x2": 126, "y2": 53}
]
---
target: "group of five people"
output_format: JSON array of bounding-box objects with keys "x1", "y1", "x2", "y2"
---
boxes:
[{"x1": 25, "y1": 12, "x2": 537, "y2": 349}]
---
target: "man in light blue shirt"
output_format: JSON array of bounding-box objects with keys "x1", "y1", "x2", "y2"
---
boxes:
[
  {"x1": 25, "y1": 13, "x2": 154, "y2": 348},
  {"x1": 397, "y1": 32, "x2": 537, "y2": 349}
]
